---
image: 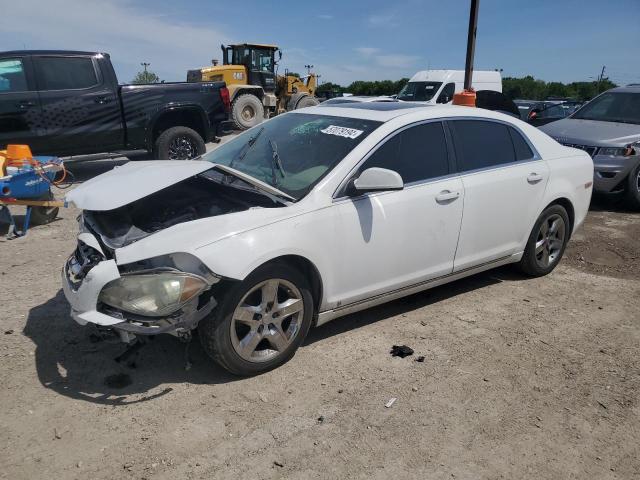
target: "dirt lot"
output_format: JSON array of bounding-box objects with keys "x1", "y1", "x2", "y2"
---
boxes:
[{"x1": 1, "y1": 159, "x2": 639, "y2": 480}]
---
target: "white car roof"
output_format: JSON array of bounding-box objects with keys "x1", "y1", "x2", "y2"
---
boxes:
[{"x1": 295, "y1": 103, "x2": 522, "y2": 123}]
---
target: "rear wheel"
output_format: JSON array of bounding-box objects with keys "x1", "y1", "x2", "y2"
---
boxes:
[
  {"x1": 153, "y1": 126, "x2": 205, "y2": 160},
  {"x1": 625, "y1": 162, "x2": 640, "y2": 210},
  {"x1": 199, "y1": 263, "x2": 314, "y2": 376},
  {"x1": 30, "y1": 191, "x2": 59, "y2": 225},
  {"x1": 231, "y1": 94, "x2": 264, "y2": 130},
  {"x1": 518, "y1": 205, "x2": 570, "y2": 277}
]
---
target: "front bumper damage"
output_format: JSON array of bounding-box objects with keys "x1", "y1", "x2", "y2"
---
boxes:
[{"x1": 61, "y1": 232, "x2": 217, "y2": 343}]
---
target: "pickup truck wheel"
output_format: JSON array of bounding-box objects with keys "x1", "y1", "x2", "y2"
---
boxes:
[
  {"x1": 29, "y1": 191, "x2": 59, "y2": 225},
  {"x1": 231, "y1": 94, "x2": 264, "y2": 130},
  {"x1": 154, "y1": 126, "x2": 205, "y2": 160},
  {"x1": 199, "y1": 263, "x2": 313, "y2": 376},
  {"x1": 625, "y1": 162, "x2": 640, "y2": 210}
]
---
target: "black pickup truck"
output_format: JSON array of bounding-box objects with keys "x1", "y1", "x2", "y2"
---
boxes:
[{"x1": 0, "y1": 51, "x2": 230, "y2": 159}]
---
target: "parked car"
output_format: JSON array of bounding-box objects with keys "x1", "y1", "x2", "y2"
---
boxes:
[
  {"x1": 540, "y1": 86, "x2": 640, "y2": 208},
  {"x1": 398, "y1": 70, "x2": 502, "y2": 104},
  {"x1": 62, "y1": 102, "x2": 593, "y2": 375},
  {"x1": 475, "y1": 90, "x2": 520, "y2": 118},
  {"x1": 0, "y1": 51, "x2": 230, "y2": 159},
  {"x1": 527, "y1": 101, "x2": 584, "y2": 127}
]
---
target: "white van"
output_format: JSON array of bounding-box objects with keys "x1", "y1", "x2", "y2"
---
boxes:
[{"x1": 397, "y1": 70, "x2": 502, "y2": 104}]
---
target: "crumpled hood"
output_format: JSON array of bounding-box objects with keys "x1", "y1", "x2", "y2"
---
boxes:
[
  {"x1": 66, "y1": 160, "x2": 215, "y2": 210},
  {"x1": 113, "y1": 202, "x2": 303, "y2": 265},
  {"x1": 540, "y1": 118, "x2": 640, "y2": 147}
]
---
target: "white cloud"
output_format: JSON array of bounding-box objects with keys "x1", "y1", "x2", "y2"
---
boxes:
[
  {"x1": 367, "y1": 12, "x2": 399, "y2": 28},
  {"x1": 317, "y1": 14, "x2": 333, "y2": 20},
  {"x1": 354, "y1": 47, "x2": 380, "y2": 57},
  {"x1": 375, "y1": 54, "x2": 420, "y2": 68},
  {"x1": 0, "y1": 0, "x2": 229, "y2": 82}
]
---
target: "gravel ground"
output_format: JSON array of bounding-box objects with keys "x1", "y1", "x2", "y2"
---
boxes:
[{"x1": 1, "y1": 156, "x2": 639, "y2": 480}]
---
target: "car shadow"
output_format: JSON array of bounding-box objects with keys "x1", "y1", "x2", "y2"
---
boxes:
[
  {"x1": 590, "y1": 192, "x2": 636, "y2": 213},
  {"x1": 306, "y1": 266, "x2": 521, "y2": 345},
  {"x1": 25, "y1": 267, "x2": 526, "y2": 405},
  {"x1": 63, "y1": 157, "x2": 129, "y2": 184},
  {"x1": 24, "y1": 290, "x2": 238, "y2": 406}
]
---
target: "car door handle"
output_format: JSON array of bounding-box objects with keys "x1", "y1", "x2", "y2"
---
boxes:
[
  {"x1": 435, "y1": 190, "x2": 461, "y2": 204},
  {"x1": 94, "y1": 96, "x2": 113, "y2": 104},
  {"x1": 17, "y1": 100, "x2": 36, "y2": 109},
  {"x1": 527, "y1": 173, "x2": 544, "y2": 184}
]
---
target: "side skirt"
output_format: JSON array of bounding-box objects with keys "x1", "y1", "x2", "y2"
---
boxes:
[{"x1": 315, "y1": 253, "x2": 522, "y2": 327}]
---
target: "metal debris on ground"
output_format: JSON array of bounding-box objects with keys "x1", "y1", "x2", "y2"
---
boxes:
[
  {"x1": 390, "y1": 345, "x2": 414, "y2": 358},
  {"x1": 415, "y1": 356, "x2": 425, "y2": 363},
  {"x1": 385, "y1": 398, "x2": 397, "y2": 408}
]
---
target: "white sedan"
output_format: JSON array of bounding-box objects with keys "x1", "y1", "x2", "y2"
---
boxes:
[{"x1": 62, "y1": 102, "x2": 593, "y2": 375}]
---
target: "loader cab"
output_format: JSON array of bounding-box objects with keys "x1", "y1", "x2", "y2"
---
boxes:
[{"x1": 222, "y1": 43, "x2": 278, "y2": 93}]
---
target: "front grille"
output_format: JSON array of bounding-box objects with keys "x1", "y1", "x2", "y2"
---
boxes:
[{"x1": 561, "y1": 143, "x2": 599, "y2": 158}]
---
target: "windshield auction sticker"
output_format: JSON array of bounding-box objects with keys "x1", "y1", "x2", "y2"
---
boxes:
[{"x1": 321, "y1": 125, "x2": 364, "y2": 139}]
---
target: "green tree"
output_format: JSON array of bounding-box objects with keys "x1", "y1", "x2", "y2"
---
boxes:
[{"x1": 131, "y1": 70, "x2": 161, "y2": 84}]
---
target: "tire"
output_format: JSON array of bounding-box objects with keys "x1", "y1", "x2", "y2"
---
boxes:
[
  {"x1": 30, "y1": 191, "x2": 59, "y2": 226},
  {"x1": 153, "y1": 126, "x2": 206, "y2": 160},
  {"x1": 517, "y1": 204, "x2": 571, "y2": 277},
  {"x1": 624, "y1": 161, "x2": 640, "y2": 210},
  {"x1": 199, "y1": 263, "x2": 314, "y2": 376},
  {"x1": 231, "y1": 94, "x2": 264, "y2": 130},
  {"x1": 294, "y1": 95, "x2": 320, "y2": 109}
]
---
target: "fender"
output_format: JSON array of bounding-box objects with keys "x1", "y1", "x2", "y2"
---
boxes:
[{"x1": 146, "y1": 103, "x2": 210, "y2": 150}]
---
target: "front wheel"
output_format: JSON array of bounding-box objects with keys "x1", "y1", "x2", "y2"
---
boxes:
[
  {"x1": 518, "y1": 204, "x2": 571, "y2": 277},
  {"x1": 153, "y1": 126, "x2": 206, "y2": 160},
  {"x1": 199, "y1": 263, "x2": 314, "y2": 376},
  {"x1": 625, "y1": 162, "x2": 640, "y2": 210}
]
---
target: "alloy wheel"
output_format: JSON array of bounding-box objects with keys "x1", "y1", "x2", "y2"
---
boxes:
[
  {"x1": 168, "y1": 136, "x2": 196, "y2": 160},
  {"x1": 534, "y1": 213, "x2": 566, "y2": 268},
  {"x1": 230, "y1": 279, "x2": 304, "y2": 363}
]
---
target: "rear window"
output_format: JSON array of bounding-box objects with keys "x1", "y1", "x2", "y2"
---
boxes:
[{"x1": 34, "y1": 56, "x2": 98, "y2": 90}]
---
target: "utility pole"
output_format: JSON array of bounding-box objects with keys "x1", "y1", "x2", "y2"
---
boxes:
[
  {"x1": 453, "y1": 0, "x2": 480, "y2": 106},
  {"x1": 596, "y1": 65, "x2": 606, "y2": 94},
  {"x1": 304, "y1": 64, "x2": 314, "y2": 75},
  {"x1": 463, "y1": 0, "x2": 479, "y2": 91},
  {"x1": 141, "y1": 62, "x2": 151, "y2": 73}
]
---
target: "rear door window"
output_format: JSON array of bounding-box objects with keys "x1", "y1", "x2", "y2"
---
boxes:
[
  {"x1": 0, "y1": 58, "x2": 28, "y2": 92},
  {"x1": 361, "y1": 122, "x2": 450, "y2": 184},
  {"x1": 509, "y1": 127, "x2": 534, "y2": 160},
  {"x1": 34, "y1": 56, "x2": 98, "y2": 90},
  {"x1": 450, "y1": 120, "x2": 518, "y2": 171}
]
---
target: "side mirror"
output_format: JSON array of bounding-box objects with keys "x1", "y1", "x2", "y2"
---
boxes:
[
  {"x1": 350, "y1": 167, "x2": 403, "y2": 195},
  {"x1": 278, "y1": 50, "x2": 283, "y2": 60}
]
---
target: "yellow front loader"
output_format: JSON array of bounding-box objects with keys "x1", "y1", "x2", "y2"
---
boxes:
[{"x1": 187, "y1": 43, "x2": 319, "y2": 130}]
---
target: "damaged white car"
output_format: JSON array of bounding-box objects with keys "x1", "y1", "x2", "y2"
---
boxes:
[{"x1": 62, "y1": 102, "x2": 593, "y2": 375}]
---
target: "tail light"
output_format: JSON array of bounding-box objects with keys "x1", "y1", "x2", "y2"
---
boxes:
[{"x1": 220, "y1": 87, "x2": 230, "y2": 113}]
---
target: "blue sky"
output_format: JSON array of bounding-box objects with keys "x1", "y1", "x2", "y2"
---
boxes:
[{"x1": 3, "y1": 0, "x2": 639, "y2": 86}]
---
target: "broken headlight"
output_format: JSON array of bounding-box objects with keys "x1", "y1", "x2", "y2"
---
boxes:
[{"x1": 99, "y1": 272, "x2": 209, "y2": 317}]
